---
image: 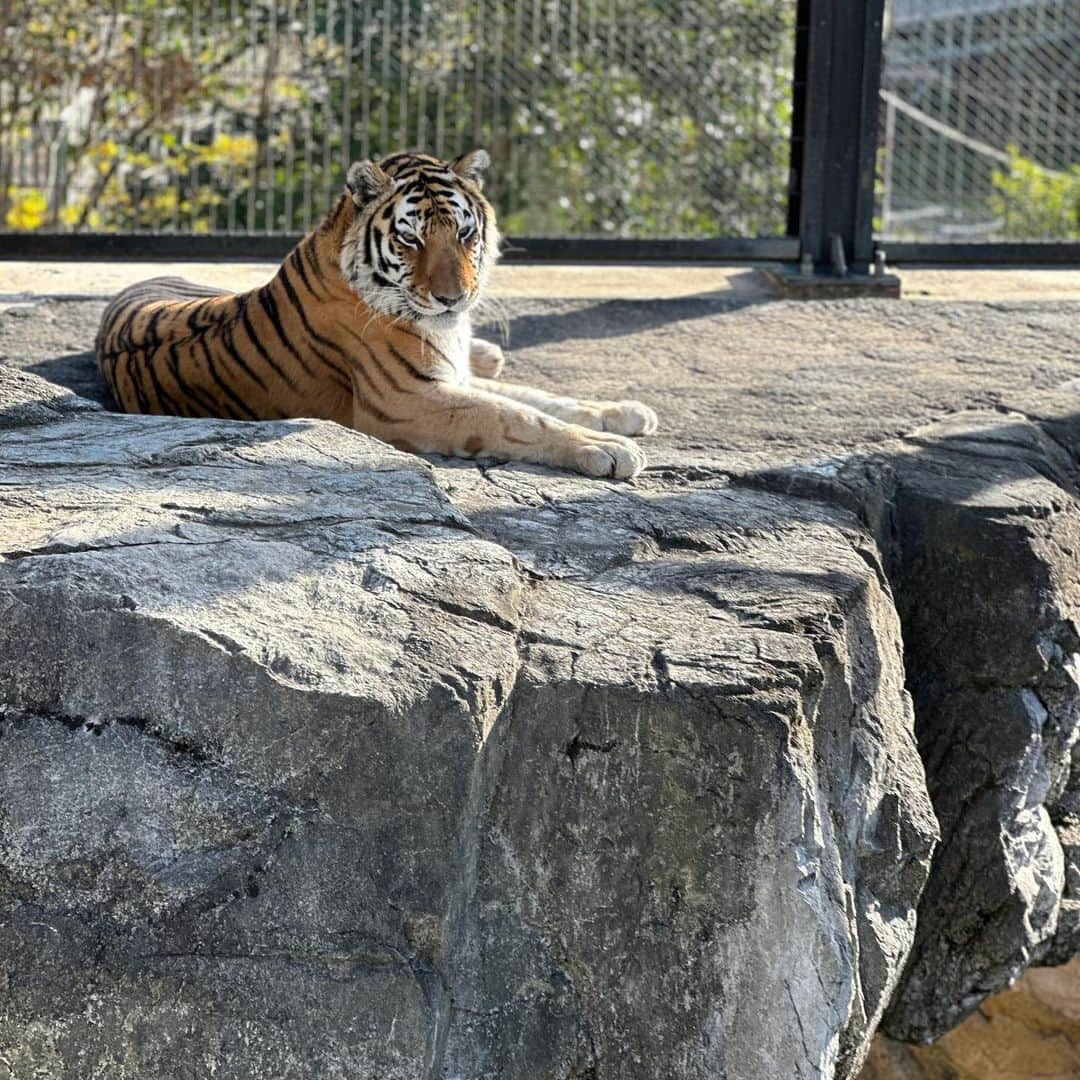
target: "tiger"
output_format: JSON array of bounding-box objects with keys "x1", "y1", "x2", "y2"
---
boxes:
[{"x1": 95, "y1": 149, "x2": 657, "y2": 479}]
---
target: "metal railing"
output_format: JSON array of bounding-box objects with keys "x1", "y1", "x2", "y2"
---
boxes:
[
  {"x1": 878, "y1": 0, "x2": 1079, "y2": 245},
  {"x1": 1, "y1": 0, "x2": 795, "y2": 241},
  {"x1": 1, "y1": 0, "x2": 1077, "y2": 268}
]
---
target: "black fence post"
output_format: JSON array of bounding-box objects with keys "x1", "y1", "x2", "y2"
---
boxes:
[{"x1": 785, "y1": 0, "x2": 890, "y2": 284}]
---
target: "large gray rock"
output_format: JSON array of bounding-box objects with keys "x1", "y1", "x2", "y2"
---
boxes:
[
  {"x1": 719, "y1": 404, "x2": 1080, "y2": 1045},
  {"x1": 3, "y1": 292, "x2": 1080, "y2": 1075},
  {"x1": 0, "y1": 364, "x2": 936, "y2": 1079},
  {"x1": 875, "y1": 412, "x2": 1080, "y2": 1042}
]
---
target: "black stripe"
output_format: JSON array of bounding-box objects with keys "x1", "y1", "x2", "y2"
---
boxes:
[
  {"x1": 108, "y1": 352, "x2": 124, "y2": 405},
  {"x1": 303, "y1": 240, "x2": 331, "y2": 294},
  {"x1": 215, "y1": 302, "x2": 270, "y2": 391},
  {"x1": 184, "y1": 297, "x2": 216, "y2": 337},
  {"x1": 166, "y1": 341, "x2": 220, "y2": 416},
  {"x1": 350, "y1": 347, "x2": 393, "y2": 404},
  {"x1": 395, "y1": 326, "x2": 453, "y2": 371},
  {"x1": 124, "y1": 351, "x2": 152, "y2": 413},
  {"x1": 384, "y1": 339, "x2": 438, "y2": 383},
  {"x1": 323, "y1": 195, "x2": 349, "y2": 231},
  {"x1": 289, "y1": 247, "x2": 326, "y2": 302},
  {"x1": 274, "y1": 264, "x2": 355, "y2": 388},
  {"x1": 143, "y1": 305, "x2": 167, "y2": 347},
  {"x1": 365, "y1": 219, "x2": 381, "y2": 272},
  {"x1": 364, "y1": 344, "x2": 407, "y2": 395},
  {"x1": 257, "y1": 274, "x2": 349, "y2": 393},
  {"x1": 246, "y1": 290, "x2": 305, "y2": 387},
  {"x1": 144, "y1": 346, "x2": 188, "y2": 415},
  {"x1": 199, "y1": 337, "x2": 260, "y2": 420},
  {"x1": 261, "y1": 279, "x2": 349, "y2": 391},
  {"x1": 379, "y1": 152, "x2": 420, "y2": 169},
  {"x1": 352, "y1": 395, "x2": 405, "y2": 426},
  {"x1": 345, "y1": 358, "x2": 407, "y2": 425}
]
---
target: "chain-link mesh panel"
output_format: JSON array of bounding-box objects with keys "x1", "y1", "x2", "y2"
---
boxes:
[
  {"x1": 879, "y1": 0, "x2": 1080, "y2": 243},
  {"x1": 0, "y1": 1, "x2": 795, "y2": 239}
]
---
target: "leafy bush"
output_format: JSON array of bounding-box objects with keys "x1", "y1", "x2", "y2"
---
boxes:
[
  {"x1": 990, "y1": 148, "x2": 1080, "y2": 241},
  {"x1": 0, "y1": 0, "x2": 794, "y2": 238}
]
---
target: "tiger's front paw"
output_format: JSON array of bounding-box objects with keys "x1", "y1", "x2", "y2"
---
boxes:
[
  {"x1": 600, "y1": 400, "x2": 659, "y2": 437},
  {"x1": 574, "y1": 432, "x2": 647, "y2": 479},
  {"x1": 470, "y1": 339, "x2": 505, "y2": 378}
]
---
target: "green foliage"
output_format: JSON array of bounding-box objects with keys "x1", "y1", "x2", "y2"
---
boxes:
[
  {"x1": 1, "y1": 0, "x2": 795, "y2": 238},
  {"x1": 989, "y1": 148, "x2": 1080, "y2": 241}
]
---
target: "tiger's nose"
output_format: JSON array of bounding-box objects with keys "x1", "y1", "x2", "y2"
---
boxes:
[{"x1": 433, "y1": 292, "x2": 465, "y2": 308}]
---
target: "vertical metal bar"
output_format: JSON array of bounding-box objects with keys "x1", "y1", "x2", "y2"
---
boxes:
[
  {"x1": 787, "y1": 0, "x2": 887, "y2": 274},
  {"x1": 526, "y1": 0, "x2": 541, "y2": 218},
  {"x1": 189, "y1": 0, "x2": 199, "y2": 234},
  {"x1": 266, "y1": 0, "x2": 277, "y2": 233},
  {"x1": 916, "y1": 0, "x2": 932, "y2": 219},
  {"x1": 379, "y1": 2, "x2": 391, "y2": 151},
  {"x1": 343, "y1": 0, "x2": 353, "y2": 169},
  {"x1": 881, "y1": 92, "x2": 895, "y2": 238},
  {"x1": 785, "y1": 0, "x2": 808, "y2": 238},
  {"x1": 455, "y1": 5, "x2": 468, "y2": 153},
  {"x1": 474, "y1": 0, "x2": 485, "y2": 148},
  {"x1": 246, "y1": 0, "x2": 258, "y2": 232},
  {"x1": 491, "y1": 0, "x2": 505, "y2": 202},
  {"x1": 322, "y1": 0, "x2": 337, "y2": 208},
  {"x1": 398, "y1": 0, "x2": 410, "y2": 149},
  {"x1": 284, "y1": 0, "x2": 297, "y2": 230},
  {"x1": 416, "y1": 0, "x2": 429, "y2": 152},
  {"x1": 302, "y1": 0, "x2": 314, "y2": 231},
  {"x1": 434, "y1": 6, "x2": 447, "y2": 160},
  {"x1": 934, "y1": 12, "x2": 951, "y2": 220},
  {"x1": 152, "y1": 0, "x2": 165, "y2": 233},
  {"x1": 170, "y1": 3, "x2": 181, "y2": 235},
  {"x1": 360, "y1": 0, "x2": 372, "y2": 162},
  {"x1": 506, "y1": 0, "x2": 526, "y2": 209}
]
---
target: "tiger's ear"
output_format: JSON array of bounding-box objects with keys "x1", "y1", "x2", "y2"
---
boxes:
[
  {"x1": 345, "y1": 160, "x2": 391, "y2": 207},
  {"x1": 450, "y1": 148, "x2": 490, "y2": 189}
]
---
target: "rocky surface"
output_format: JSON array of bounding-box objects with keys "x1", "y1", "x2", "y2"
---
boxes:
[
  {"x1": 862, "y1": 954, "x2": 1080, "y2": 1079},
  {"x1": 1, "y1": 292, "x2": 1079, "y2": 1078},
  {"x1": 876, "y1": 411, "x2": 1080, "y2": 1041}
]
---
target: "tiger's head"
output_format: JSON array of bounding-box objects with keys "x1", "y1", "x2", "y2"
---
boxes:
[{"x1": 338, "y1": 149, "x2": 498, "y2": 326}]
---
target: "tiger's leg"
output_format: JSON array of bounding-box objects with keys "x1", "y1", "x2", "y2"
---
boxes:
[
  {"x1": 469, "y1": 337, "x2": 505, "y2": 378},
  {"x1": 353, "y1": 376, "x2": 646, "y2": 479},
  {"x1": 471, "y1": 377, "x2": 658, "y2": 437}
]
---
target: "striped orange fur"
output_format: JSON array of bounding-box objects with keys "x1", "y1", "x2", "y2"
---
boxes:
[{"x1": 96, "y1": 150, "x2": 657, "y2": 478}]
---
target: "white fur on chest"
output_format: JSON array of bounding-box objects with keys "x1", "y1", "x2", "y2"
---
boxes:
[{"x1": 419, "y1": 316, "x2": 472, "y2": 384}]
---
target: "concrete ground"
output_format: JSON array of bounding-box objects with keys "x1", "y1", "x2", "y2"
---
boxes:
[
  {"x1": 2, "y1": 263, "x2": 1076, "y2": 478},
  {"x1": 1, "y1": 260, "x2": 1079, "y2": 1080},
  {"x1": 2, "y1": 260, "x2": 1080, "y2": 304}
]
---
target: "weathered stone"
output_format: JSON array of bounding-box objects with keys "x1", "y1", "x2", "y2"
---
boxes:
[
  {"x1": 0, "y1": 362, "x2": 936, "y2": 1078},
  {"x1": 875, "y1": 413, "x2": 1080, "y2": 1042},
  {"x1": 2, "y1": 291, "x2": 1080, "y2": 1077}
]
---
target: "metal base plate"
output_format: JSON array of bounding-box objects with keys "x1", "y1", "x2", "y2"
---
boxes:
[{"x1": 759, "y1": 264, "x2": 902, "y2": 299}]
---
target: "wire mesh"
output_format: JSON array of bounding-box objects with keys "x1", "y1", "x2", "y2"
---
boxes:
[
  {"x1": 878, "y1": 0, "x2": 1080, "y2": 243},
  {"x1": 0, "y1": 0, "x2": 795, "y2": 240}
]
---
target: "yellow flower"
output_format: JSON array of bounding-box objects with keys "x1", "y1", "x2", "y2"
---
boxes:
[
  {"x1": 201, "y1": 132, "x2": 257, "y2": 169},
  {"x1": 5, "y1": 188, "x2": 47, "y2": 230}
]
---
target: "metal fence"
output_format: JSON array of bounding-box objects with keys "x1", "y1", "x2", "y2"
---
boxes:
[
  {"x1": 3, "y1": 0, "x2": 1078, "y2": 266},
  {"x1": 0, "y1": 0, "x2": 795, "y2": 241},
  {"x1": 878, "y1": 0, "x2": 1079, "y2": 243}
]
